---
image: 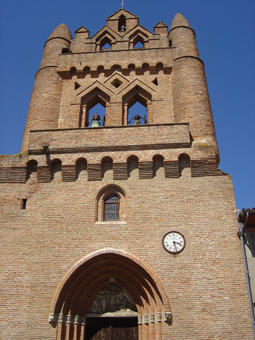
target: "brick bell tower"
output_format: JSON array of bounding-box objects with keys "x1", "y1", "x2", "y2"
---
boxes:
[{"x1": 0, "y1": 9, "x2": 253, "y2": 340}]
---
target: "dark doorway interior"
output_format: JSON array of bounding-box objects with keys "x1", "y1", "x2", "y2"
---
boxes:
[{"x1": 85, "y1": 317, "x2": 138, "y2": 340}]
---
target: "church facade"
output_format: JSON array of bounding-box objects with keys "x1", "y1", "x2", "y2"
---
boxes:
[{"x1": 0, "y1": 9, "x2": 253, "y2": 339}]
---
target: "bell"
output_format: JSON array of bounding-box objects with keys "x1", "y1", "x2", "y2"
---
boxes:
[
  {"x1": 134, "y1": 119, "x2": 141, "y2": 125},
  {"x1": 89, "y1": 113, "x2": 102, "y2": 127},
  {"x1": 133, "y1": 115, "x2": 141, "y2": 125},
  {"x1": 91, "y1": 120, "x2": 101, "y2": 127}
]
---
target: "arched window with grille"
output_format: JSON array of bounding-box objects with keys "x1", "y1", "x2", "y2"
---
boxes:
[{"x1": 104, "y1": 194, "x2": 119, "y2": 221}]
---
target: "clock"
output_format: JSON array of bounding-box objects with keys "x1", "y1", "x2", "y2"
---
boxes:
[{"x1": 163, "y1": 231, "x2": 185, "y2": 254}]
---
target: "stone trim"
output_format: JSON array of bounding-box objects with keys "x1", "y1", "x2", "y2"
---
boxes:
[{"x1": 49, "y1": 312, "x2": 172, "y2": 325}]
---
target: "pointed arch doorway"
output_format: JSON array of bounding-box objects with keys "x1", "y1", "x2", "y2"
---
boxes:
[
  {"x1": 85, "y1": 282, "x2": 138, "y2": 340},
  {"x1": 49, "y1": 249, "x2": 172, "y2": 340}
]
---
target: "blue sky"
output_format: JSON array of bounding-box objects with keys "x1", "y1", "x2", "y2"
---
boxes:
[{"x1": 0, "y1": 0, "x2": 254, "y2": 209}]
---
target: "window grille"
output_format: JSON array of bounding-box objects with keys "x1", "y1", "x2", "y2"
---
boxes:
[{"x1": 104, "y1": 194, "x2": 119, "y2": 221}]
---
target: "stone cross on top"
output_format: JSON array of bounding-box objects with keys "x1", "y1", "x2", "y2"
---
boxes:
[{"x1": 120, "y1": 0, "x2": 125, "y2": 9}]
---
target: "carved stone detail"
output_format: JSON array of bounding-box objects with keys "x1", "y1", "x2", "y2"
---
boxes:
[
  {"x1": 81, "y1": 316, "x2": 86, "y2": 326},
  {"x1": 143, "y1": 314, "x2": 149, "y2": 324},
  {"x1": 149, "y1": 314, "x2": 155, "y2": 323},
  {"x1": 87, "y1": 283, "x2": 136, "y2": 315},
  {"x1": 59, "y1": 313, "x2": 64, "y2": 323},
  {"x1": 165, "y1": 312, "x2": 173, "y2": 325},
  {"x1": 74, "y1": 315, "x2": 79, "y2": 325},
  {"x1": 157, "y1": 312, "x2": 163, "y2": 322},
  {"x1": 48, "y1": 313, "x2": 56, "y2": 324},
  {"x1": 66, "y1": 315, "x2": 72, "y2": 324}
]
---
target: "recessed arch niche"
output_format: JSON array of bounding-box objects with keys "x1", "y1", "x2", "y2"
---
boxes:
[{"x1": 49, "y1": 249, "x2": 172, "y2": 340}]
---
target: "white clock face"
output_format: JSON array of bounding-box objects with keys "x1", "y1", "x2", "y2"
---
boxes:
[{"x1": 163, "y1": 232, "x2": 185, "y2": 254}]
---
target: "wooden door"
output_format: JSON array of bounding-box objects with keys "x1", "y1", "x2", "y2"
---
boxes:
[{"x1": 85, "y1": 317, "x2": 138, "y2": 340}]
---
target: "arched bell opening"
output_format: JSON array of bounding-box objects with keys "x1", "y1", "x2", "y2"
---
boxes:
[
  {"x1": 99, "y1": 36, "x2": 112, "y2": 51},
  {"x1": 129, "y1": 31, "x2": 148, "y2": 50},
  {"x1": 118, "y1": 14, "x2": 126, "y2": 32},
  {"x1": 80, "y1": 89, "x2": 110, "y2": 127},
  {"x1": 49, "y1": 249, "x2": 172, "y2": 340},
  {"x1": 123, "y1": 86, "x2": 152, "y2": 125},
  {"x1": 133, "y1": 36, "x2": 145, "y2": 49}
]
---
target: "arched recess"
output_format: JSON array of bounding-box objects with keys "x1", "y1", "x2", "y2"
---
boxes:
[
  {"x1": 49, "y1": 249, "x2": 172, "y2": 340},
  {"x1": 128, "y1": 63, "x2": 136, "y2": 76},
  {"x1": 51, "y1": 159, "x2": 62, "y2": 181},
  {"x1": 127, "y1": 155, "x2": 139, "y2": 178},
  {"x1": 96, "y1": 184, "x2": 126, "y2": 222},
  {"x1": 101, "y1": 156, "x2": 113, "y2": 180},
  {"x1": 153, "y1": 155, "x2": 164, "y2": 178},
  {"x1": 26, "y1": 159, "x2": 37, "y2": 181},
  {"x1": 178, "y1": 153, "x2": 191, "y2": 176},
  {"x1": 121, "y1": 83, "x2": 154, "y2": 125},
  {"x1": 76, "y1": 157, "x2": 87, "y2": 180},
  {"x1": 79, "y1": 87, "x2": 111, "y2": 127}
]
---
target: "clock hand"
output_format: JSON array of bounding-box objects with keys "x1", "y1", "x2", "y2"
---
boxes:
[{"x1": 173, "y1": 241, "x2": 178, "y2": 251}]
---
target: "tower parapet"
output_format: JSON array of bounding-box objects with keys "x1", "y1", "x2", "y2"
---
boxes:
[
  {"x1": 20, "y1": 24, "x2": 72, "y2": 152},
  {"x1": 169, "y1": 13, "x2": 219, "y2": 161}
]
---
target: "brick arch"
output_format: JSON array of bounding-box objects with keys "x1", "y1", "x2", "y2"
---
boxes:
[
  {"x1": 26, "y1": 159, "x2": 38, "y2": 181},
  {"x1": 127, "y1": 154, "x2": 140, "y2": 162},
  {"x1": 32, "y1": 155, "x2": 45, "y2": 167},
  {"x1": 178, "y1": 153, "x2": 191, "y2": 176},
  {"x1": 70, "y1": 66, "x2": 77, "y2": 77},
  {"x1": 96, "y1": 184, "x2": 126, "y2": 201},
  {"x1": 50, "y1": 155, "x2": 66, "y2": 164},
  {"x1": 96, "y1": 184, "x2": 126, "y2": 222},
  {"x1": 49, "y1": 249, "x2": 171, "y2": 340},
  {"x1": 71, "y1": 153, "x2": 87, "y2": 163}
]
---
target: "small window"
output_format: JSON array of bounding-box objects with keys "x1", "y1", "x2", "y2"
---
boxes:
[
  {"x1": 111, "y1": 78, "x2": 122, "y2": 88},
  {"x1": 96, "y1": 185, "x2": 126, "y2": 223},
  {"x1": 104, "y1": 194, "x2": 119, "y2": 221},
  {"x1": 21, "y1": 199, "x2": 27, "y2": 210}
]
